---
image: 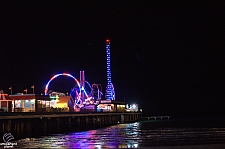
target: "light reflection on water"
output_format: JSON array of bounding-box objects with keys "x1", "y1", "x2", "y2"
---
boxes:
[{"x1": 15, "y1": 121, "x2": 225, "y2": 148}]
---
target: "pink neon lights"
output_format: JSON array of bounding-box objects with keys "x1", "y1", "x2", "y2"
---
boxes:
[
  {"x1": 44, "y1": 73, "x2": 89, "y2": 108},
  {"x1": 44, "y1": 73, "x2": 80, "y2": 95}
]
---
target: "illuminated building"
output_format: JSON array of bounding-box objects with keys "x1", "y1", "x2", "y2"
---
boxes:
[
  {"x1": 9, "y1": 93, "x2": 51, "y2": 112},
  {"x1": 0, "y1": 90, "x2": 13, "y2": 112},
  {"x1": 97, "y1": 100, "x2": 125, "y2": 112},
  {"x1": 125, "y1": 104, "x2": 139, "y2": 112},
  {"x1": 49, "y1": 92, "x2": 70, "y2": 111},
  {"x1": 105, "y1": 39, "x2": 115, "y2": 100}
]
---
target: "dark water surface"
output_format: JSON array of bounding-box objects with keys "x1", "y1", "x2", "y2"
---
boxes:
[{"x1": 14, "y1": 119, "x2": 225, "y2": 148}]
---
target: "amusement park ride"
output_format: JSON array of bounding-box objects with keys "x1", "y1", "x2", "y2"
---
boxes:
[{"x1": 44, "y1": 39, "x2": 116, "y2": 111}]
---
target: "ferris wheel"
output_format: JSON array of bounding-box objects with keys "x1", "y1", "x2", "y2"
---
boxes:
[{"x1": 44, "y1": 73, "x2": 99, "y2": 108}]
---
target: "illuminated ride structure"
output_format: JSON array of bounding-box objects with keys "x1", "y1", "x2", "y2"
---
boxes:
[
  {"x1": 105, "y1": 39, "x2": 115, "y2": 100},
  {"x1": 44, "y1": 72, "x2": 103, "y2": 109},
  {"x1": 44, "y1": 39, "x2": 116, "y2": 111}
]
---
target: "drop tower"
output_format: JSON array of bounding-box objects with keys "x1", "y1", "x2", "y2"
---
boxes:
[{"x1": 105, "y1": 39, "x2": 115, "y2": 100}]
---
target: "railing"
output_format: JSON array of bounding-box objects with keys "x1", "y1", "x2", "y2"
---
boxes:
[
  {"x1": 139, "y1": 116, "x2": 171, "y2": 120},
  {"x1": 1, "y1": 107, "x2": 141, "y2": 114},
  {"x1": 45, "y1": 107, "x2": 69, "y2": 112},
  {"x1": 14, "y1": 108, "x2": 24, "y2": 112}
]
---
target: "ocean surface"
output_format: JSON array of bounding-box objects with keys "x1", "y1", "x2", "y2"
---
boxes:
[{"x1": 12, "y1": 118, "x2": 225, "y2": 148}]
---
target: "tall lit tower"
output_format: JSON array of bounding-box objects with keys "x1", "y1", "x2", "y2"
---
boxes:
[{"x1": 105, "y1": 39, "x2": 115, "y2": 100}]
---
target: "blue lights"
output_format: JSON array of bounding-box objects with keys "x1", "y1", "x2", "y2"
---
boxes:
[{"x1": 105, "y1": 39, "x2": 115, "y2": 100}]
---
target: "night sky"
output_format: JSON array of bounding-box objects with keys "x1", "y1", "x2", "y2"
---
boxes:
[{"x1": 1, "y1": 1, "x2": 224, "y2": 117}]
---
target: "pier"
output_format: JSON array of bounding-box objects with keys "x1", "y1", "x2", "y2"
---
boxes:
[
  {"x1": 0, "y1": 40, "x2": 143, "y2": 142},
  {"x1": 0, "y1": 112, "x2": 141, "y2": 141},
  {"x1": 139, "y1": 116, "x2": 171, "y2": 121}
]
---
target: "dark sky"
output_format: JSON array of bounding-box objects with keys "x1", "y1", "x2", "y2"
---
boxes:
[{"x1": 1, "y1": 1, "x2": 225, "y2": 117}]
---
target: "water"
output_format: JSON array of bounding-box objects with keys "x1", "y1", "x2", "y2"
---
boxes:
[{"x1": 13, "y1": 120, "x2": 225, "y2": 148}]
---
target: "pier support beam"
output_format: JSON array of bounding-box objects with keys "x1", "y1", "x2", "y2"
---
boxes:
[
  {"x1": 7, "y1": 120, "x2": 11, "y2": 132},
  {"x1": 21, "y1": 121, "x2": 24, "y2": 134},
  {"x1": 57, "y1": 118, "x2": 60, "y2": 133},
  {"x1": 77, "y1": 117, "x2": 80, "y2": 129},
  {"x1": 68, "y1": 117, "x2": 71, "y2": 131},
  {"x1": 26, "y1": 119, "x2": 31, "y2": 136}
]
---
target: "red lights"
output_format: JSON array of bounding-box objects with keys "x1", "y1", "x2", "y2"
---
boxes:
[{"x1": 106, "y1": 39, "x2": 110, "y2": 42}]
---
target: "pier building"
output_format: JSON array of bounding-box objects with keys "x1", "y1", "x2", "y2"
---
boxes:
[
  {"x1": 0, "y1": 91, "x2": 13, "y2": 112},
  {"x1": 9, "y1": 94, "x2": 51, "y2": 112}
]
